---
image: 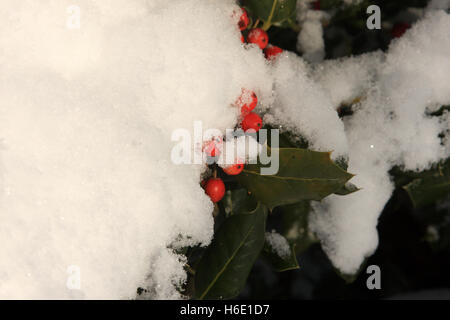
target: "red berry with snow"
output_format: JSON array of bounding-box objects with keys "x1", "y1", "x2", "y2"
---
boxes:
[
  {"x1": 238, "y1": 8, "x2": 249, "y2": 31},
  {"x1": 236, "y1": 89, "x2": 258, "y2": 116},
  {"x1": 205, "y1": 178, "x2": 225, "y2": 203},
  {"x1": 223, "y1": 162, "x2": 244, "y2": 176},
  {"x1": 264, "y1": 45, "x2": 283, "y2": 60},
  {"x1": 247, "y1": 28, "x2": 269, "y2": 50},
  {"x1": 242, "y1": 112, "x2": 263, "y2": 132}
]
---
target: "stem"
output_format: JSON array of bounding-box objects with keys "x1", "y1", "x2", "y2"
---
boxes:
[
  {"x1": 253, "y1": 18, "x2": 260, "y2": 28},
  {"x1": 262, "y1": 0, "x2": 278, "y2": 31},
  {"x1": 185, "y1": 264, "x2": 196, "y2": 276}
]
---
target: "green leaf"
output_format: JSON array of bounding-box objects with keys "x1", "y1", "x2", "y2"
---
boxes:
[
  {"x1": 194, "y1": 201, "x2": 267, "y2": 300},
  {"x1": 263, "y1": 232, "x2": 299, "y2": 272},
  {"x1": 280, "y1": 201, "x2": 318, "y2": 254},
  {"x1": 221, "y1": 189, "x2": 256, "y2": 218},
  {"x1": 403, "y1": 160, "x2": 450, "y2": 207},
  {"x1": 236, "y1": 147, "x2": 354, "y2": 209},
  {"x1": 244, "y1": 0, "x2": 297, "y2": 25}
]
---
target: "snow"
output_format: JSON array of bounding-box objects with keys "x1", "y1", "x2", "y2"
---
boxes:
[
  {"x1": 0, "y1": 0, "x2": 272, "y2": 299},
  {"x1": 0, "y1": 0, "x2": 448, "y2": 299},
  {"x1": 427, "y1": 0, "x2": 450, "y2": 11},
  {"x1": 296, "y1": 1, "x2": 328, "y2": 63},
  {"x1": 265, "y1": 52, "x2": 349, "y2": 159},
  {"x1": 309, "y1": 11, "x2": 450, "y2": 274},
  {"x1": 312, "y1": 52, "x2": 384, "y2": 108},
  {"x1": 295, "y1": 0, "x2": 364, "y2": 63},
  {"x1": 265, "y1": 231, "x2": 290, "y2": 259}
]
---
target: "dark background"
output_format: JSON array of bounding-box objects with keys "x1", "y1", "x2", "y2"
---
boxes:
[{"x1": 240, "y1": 191, "x2": 450, "y2": 299}]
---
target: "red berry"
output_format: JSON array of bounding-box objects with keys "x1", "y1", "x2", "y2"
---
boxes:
[
  {"x1": 236, "y1": 89, "x2": 258, "y2": 116},
  {"x1": 391, "y1": 22, "x2": 411, "y2": 38},
  {"x1": 238, "y1": 8, "x2": 249, "y2": 31},
  {"x1": 223, "y1": 162, "x2": 244, "y2": 176},
  {"x1": 242, "y1": 112, "x2": 263, "y2": 132},
  {"x1": 264, "y1": 45, "x2": 283, "y2": 60},
  {"x1": 312, "y1": 1, "x2": 321, "y2": 10},
  {"x1": 247, "y1": 28, "x2": 269, "y2": 50},
  {"x1": 205, "y1": 178, "x2": 225, "y2": 203}
]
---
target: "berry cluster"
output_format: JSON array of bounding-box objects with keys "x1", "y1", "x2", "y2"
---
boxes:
[
  {"x1": 237, "y1": 8, "x2": 283, "y2": 61},
  {"x1": 203, "y1": 7, "x2": 284, "y2": 204}
]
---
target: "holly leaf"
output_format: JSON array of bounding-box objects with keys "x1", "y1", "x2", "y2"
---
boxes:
[
  {"x1": 221, "y1": 189, "x2": 256, "y2": 218},
  {"x1": 391, "y1": 159, "x2": 450, "y2": 207},
  {"x1": 236, "y1": 147, "x2": 354, "y2": 210},
  {"x1": 403, "y1": 160, "x2": 450, "y2": 207},
  {"x1": 194, "y1": 200, "x2": 267, "y2": 300},
  {"x1": 263, "y1": 233, "x2": 299, "y2": 272},
  {"x1": 244, "y1": 0, "x2": 297, "y2": 25}
]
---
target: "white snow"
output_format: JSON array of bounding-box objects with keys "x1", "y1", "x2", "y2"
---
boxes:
[
  {"x1": 0, "y1": 0, "x2": 448, "y2": 298},
  {"x1": 266, "y1": 52, "x2": 349, "y2": 159},
  {"x1": 265, "y1": 231, "x2": 290, "y2": 259},
  {"x1": 218, "y1": 135, "x2": 261, "y2": 167},
  {"x1": 295, "y1": 0, "x2": 364, "y2": 63},
  {"x1": 313, "y1": 52, "x2": 384, "y2": 108},
  {"x1": 309, "y1": 11, "x2": 450, "y2": 274},
  {"x1": 0, "y1": 0, "x2": 272, "y2": 299},
  {"x1": 296, "y1": 1, "x2": 328, "y2": 63}
]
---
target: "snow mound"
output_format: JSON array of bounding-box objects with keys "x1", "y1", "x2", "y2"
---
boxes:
[
  {"x1": 310, "y1": 11, "x2": 450, "y2": 274},
  {"x1": 266, "y1": 53, "x2": 349, "y2": 159},
  {"x1": 1, "y1": 0, "x2": 448, "y2": 298},
  {"x1": 313, "y1": 52, "x2": 384, "y2": 108},
  {"x1": 0, "y1": 0, "x2": 272, "y2": 299}
]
